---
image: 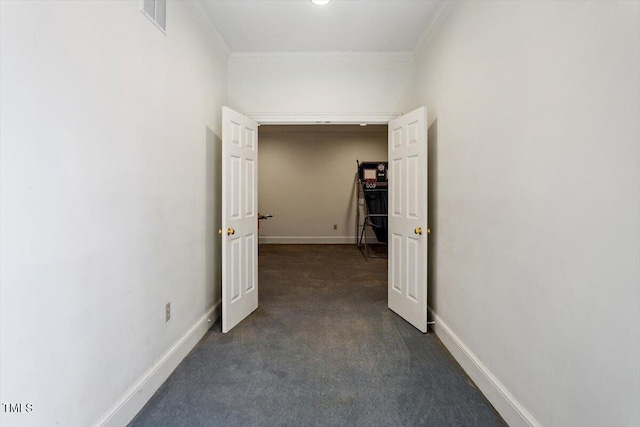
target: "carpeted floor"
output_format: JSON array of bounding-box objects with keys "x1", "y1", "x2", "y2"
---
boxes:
[{"x1": 129, "y1": 245, "x2": 505, "y2": 427}]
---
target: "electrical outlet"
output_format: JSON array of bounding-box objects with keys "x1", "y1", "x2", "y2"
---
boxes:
[
  {"x1": 333, "y1": 224, "x2": 338, "y2": 230},
  {"x1": 165, "y1": 302, "x2": 171, "y2": 322}
]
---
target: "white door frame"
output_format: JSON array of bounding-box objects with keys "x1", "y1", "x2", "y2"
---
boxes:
[
  {"x1": 246, "y1": 112, "x2": 400, "y2": 125},
  {"x1": 223, "y1": 109, "x2": 426, "y2": 331}
]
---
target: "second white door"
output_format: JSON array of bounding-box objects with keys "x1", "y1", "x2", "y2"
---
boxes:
[{"x1": 387, "y1": 107, "x2": 429, "y2": 333}]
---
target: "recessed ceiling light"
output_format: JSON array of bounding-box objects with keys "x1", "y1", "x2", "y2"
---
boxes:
[
  {"x1": 360, "y1": 123, "x2": 368, "y2": 127},
  {"x1": 311, "y1": 0, "x2": 331, "y2": 5}
]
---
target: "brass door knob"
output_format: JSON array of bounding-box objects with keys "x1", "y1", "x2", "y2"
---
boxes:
[
  {"x1": 218, "y1": 228, "x2": 222, "y2": 235},
  {"x1": 227, "y1": 228, "x2": 235, "y2": 235},
  {"x1": 414, "y1": 227, "x2": 422, "y2": 235},
  {"x1": 427, "y1": 228, "x2": 431, "y2": 235}
]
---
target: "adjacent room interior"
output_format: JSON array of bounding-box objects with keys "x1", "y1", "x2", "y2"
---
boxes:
[{"x1": 257, "y1": 124, "x2": 388, "y2": 246}]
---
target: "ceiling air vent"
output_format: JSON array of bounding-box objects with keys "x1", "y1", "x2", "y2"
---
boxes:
[{"x1": 141, "y1": 0, "x2": 166, "y2": 33}]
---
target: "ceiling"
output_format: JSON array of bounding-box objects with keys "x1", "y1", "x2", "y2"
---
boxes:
[{"x1": 199, "y1": 0, "x2": 447, "y2": 53}]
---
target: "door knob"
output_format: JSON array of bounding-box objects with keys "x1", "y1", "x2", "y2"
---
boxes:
[
  {"x1": 227, "y1": 228, "x2": 235, "y2": 235},
  {"x1": 414, "y1": 227, "x2": 422, "y2": 235},
  {"x1": 427, "y1": 228, "x2": 431, "y2": 235},
  {"x1": 218, "y1": 228, "x2": 222, "y2": 235}
]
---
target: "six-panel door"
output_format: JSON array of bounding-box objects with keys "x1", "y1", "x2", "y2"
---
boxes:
[
  {"x1": 388, "y1": 107, "x2": 428, "y2": 333},
  {"x1": 222, "y1": 107, "x2": 259, "y2": 333}
]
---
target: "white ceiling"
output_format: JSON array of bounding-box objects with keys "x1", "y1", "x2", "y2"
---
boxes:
[{"x1": 199, "y1": 0, "x2": 447, "y2": 52}]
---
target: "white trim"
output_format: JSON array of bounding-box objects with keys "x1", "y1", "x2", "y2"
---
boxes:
[
  {"x1": 413, "y1": 0, "x2": 458, "y2": 53},
  {"x1": 230, "y1": 51, "x2": 415, "y2": 62},
  {"x1": 428, "y1": 308, "x2": 541, "y2": 427},
  {"x1": 183, "y1": 0, "x2": 231, "y2": 55},
  {"x1": 95, "y1": 303, "x2": 221, "y2": 427},
  {"x1": 259, "y1": 236, "x2": 357, "y2": 245},
  {"x1": 248, "y1": 112, "x2": 400, "y2": 125}
]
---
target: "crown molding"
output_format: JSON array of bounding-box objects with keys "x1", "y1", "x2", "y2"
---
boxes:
[
  {"x1": 179, "y1": 1, "x2": 454, "y2": 58},
  {"x1": 413, "y1": 0, "x2": 458, "y2": 54},
  {"x1": 183, "y1": 0, "x2": 231, "y2": 55},
  {"x1": 229, "y1": 51, "x2": 415, "y2": 62}
]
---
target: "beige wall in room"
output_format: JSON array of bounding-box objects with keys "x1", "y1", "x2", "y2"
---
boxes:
[{"x1": 258, "y1": 125, "x2": 387, "y2": 243}]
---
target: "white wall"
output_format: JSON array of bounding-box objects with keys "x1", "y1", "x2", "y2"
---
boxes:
[
  {"x1": 228, "y1": 52, "x2": 416, "y2": 120},
  {"x1": 0, "y1": 1, "x2": 227, "y2": 426},
  {"x1": 258, "y1": 125, "x2": 387, "y2": 243},
  {"x1": 417, "y1": 1, "x2": 640, "y2": 426}
]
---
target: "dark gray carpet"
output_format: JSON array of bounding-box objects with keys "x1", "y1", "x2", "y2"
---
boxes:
[{"x1": 129, "y1": 245, "x2": 505, "y2": 427}]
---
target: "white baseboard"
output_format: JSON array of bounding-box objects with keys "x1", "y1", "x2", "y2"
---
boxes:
[
  {"x1": 429, "y1": 308, "x2": 540, "y2": 427},
  {"x1": 95, "y1": 302, "x2": 221, "y2": 427},
  {"x1": 259, "y1": 236, "x2": 357, "y2": 244}
]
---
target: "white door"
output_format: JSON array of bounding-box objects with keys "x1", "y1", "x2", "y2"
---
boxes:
[
  {"x1": 221, "y1": 106, "x2": 259, "y2": 333},
  {"x1": 388, "y1": 107, "x2": 429, "y2": 333}
]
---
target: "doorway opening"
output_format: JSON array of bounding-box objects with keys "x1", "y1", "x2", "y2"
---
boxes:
[
  {"x1": 256, "y1": 124, "x2": 388, "y2": 248},
  {"x1": 221, "y1": 107, "x2": 429, "y2": 333}
]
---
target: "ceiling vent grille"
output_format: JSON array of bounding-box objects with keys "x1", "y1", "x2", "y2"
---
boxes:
[{"x1": 141, "y1": 0, "x2": 166, "y2": 33}]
